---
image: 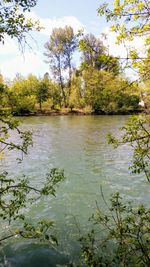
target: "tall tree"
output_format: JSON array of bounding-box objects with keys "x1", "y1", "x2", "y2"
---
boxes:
[
  {"x1": 80, "y1": 33, "x2": 120, "y2": 75},
  {"x1": 62, "y1": 26, "x2": 78, "y2": 98},
  {"x1": 44, "y1": 26, "x2": 78, "y2": 106},
  {"x1": 80, "y1": 33, "x2": 105, "y2": 68}
]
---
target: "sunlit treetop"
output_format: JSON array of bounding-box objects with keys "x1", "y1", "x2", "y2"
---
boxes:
[{"x1": 98, "y1": 0, "x2": 150, "y2": 45}]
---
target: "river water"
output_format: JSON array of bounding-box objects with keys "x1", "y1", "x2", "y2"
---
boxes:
[{"x1": 0, "y1": 115, "x2": 149, "y2": 266}]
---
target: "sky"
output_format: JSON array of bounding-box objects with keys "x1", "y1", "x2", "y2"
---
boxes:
[{"x1": 0, "y1": 0, "x2": 145, "y2": 80}]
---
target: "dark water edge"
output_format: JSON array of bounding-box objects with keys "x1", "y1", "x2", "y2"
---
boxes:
[
  {"x1": 0, "y1": 229, "x2": 84, "y2": 267},
  {"x1": 0, "y1": 243, "x2": 71, "y2": 267},
  {"x1": 12, "y1": 108, "x2": 143, "y2": 117}
]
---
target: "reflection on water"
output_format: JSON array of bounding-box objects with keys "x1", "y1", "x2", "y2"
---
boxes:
[{"x1": 0, "y1": 115, "x2": 149, "y2": 266}]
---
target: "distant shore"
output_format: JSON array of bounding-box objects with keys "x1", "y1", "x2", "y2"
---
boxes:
[{"x1": 13, "y1": 108, "x2": 143, "y2": 116}]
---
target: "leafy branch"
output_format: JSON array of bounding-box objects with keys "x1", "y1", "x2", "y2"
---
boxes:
[
  {"x1": 0, "y1": 168, "x2": 65, "y2": 245},
  {"x1": 0, "y1": 112, "x2": 33, "y2": 160},
  {"x1": 79, "y1": 192, "x2": 150, "y2": 266},
  {"x1": 107, "y1": 115, "x2": 150, "y2": 182}
]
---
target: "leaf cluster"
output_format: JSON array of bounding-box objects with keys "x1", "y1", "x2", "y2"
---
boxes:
[{"x1": 98, "y1": 1, "x2": 150, "y2": 43}]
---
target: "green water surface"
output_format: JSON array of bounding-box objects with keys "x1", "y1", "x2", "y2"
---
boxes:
[{"x1": 0, "y1": 115, "x2": 149, "y2": 266}]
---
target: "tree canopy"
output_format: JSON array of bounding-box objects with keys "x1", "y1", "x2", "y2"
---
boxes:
[{"x1": 79, "y1": 33, "x2": 120, "y2": 75}]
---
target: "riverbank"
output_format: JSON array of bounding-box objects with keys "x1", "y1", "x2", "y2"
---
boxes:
[
  {"x1": 0, "y1": 107, "x2": 144, "y2": 116},
  {"x1": 24, "y1": 109, "x2": 91, "y2": 116},
  {"x1": 10, "y1": 108, "x2": 143, "y2": 116}
]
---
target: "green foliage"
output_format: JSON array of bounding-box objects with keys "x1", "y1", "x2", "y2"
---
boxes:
[
  {"x1": 82, "y1": 68, "x2": 140, "y2": 114},
  {"x1": 0, "y1": 112, "x2": 32, "y2": 160},
  {"x1": 0, "y1": 169, "x2": 65, "y2": 244},
  {"x1": 0, "y1": 0, "x2": 40, "y2": 45},
  {"x1": 139, "y1": 79, "x2": 150, "y2": 111},
  {"x1": 1, "y1": 69, "x2": 140, "y2": 115},
  {"x1": 140, "y1": 50, "x2": 150, "y2": 82},
  {"x1": 0, "y1": 97, "x2": 66, "y2": 253},
  {"x1": 0, "y1": 0, "x2": 66, "y2": 252},
  {"x1": 108, "y1": 115, "x2": 150, "y2": 182},
  {"x1": 79, "y1": 192, "x2": 150, "y2": 267},
  {"x1": 11, "y1": 95, "x2": 36, "y2": 115},
  {"x1": 36, "y1": 76, "x2": 50, "y2": 111},
  {"x1": 0, "y1": 109, "x2": 65, "y2": 247},
  {"x1": 48, "y1": 83, "x2": 62, "y2": 109},
  {"x1": 6, "y1": 74, "x2": 64, "y2": 113},
  {"x1": 98, "y1": 0, "x2": 150, "y2": 82},
  {"x1": 1, "y1": 1, "x2": 149, "y2": 262},
  {"x1": 67, "y1": 114, "x2": 150, "y2": 267},
  {"x1": 44, "y1": 26, "x2": 78, "y2": 106},
  {"x1": 80, "y1": 33, "x2": 105, "y2": 68},
  {"x1": 68, "y1": 74, "x2": 85, "y2": 110},
  {"x1": 0, "y1": 75, "x2": 9, "y2": 108},
  {"x1": 80, "y1": 33, "x2": 120, "y2": 75},
  {"x1": 8, "y1": 75, "x2": 38, "y2": 114},
  {"x1": 98, "y1": 0, "x2": 150, "y2": 44},
  {"x1": 41, "y1": 168, "x2": 65, "y2": 196}
]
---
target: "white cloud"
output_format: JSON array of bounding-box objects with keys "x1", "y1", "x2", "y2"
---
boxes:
[
  {"x1": 100, "y1": 27, "x2": 145, "y2": 58},
  {"x1": 99, "y1": 28, "x2": 146, "y2": 80},
  {"x1": 0, "y1": 37, "x2": 18, "y2": 56},
  {"x1": 1, "y1": 51, "x2": 48, "y2": 79},
  {"x1": 40, "y1": 16, "x2": 84, "y2": 36},
  {"x1": 0, "y1": 13, "x2": 85, "y2": 79},
  {"x1": 25, "y1": 12, "x2": 84, "y2": 36}
]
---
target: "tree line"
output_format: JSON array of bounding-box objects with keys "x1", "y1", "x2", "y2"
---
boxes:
[{"x1": 0, "y1": 27, "x2": 142, "y2": 115}]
